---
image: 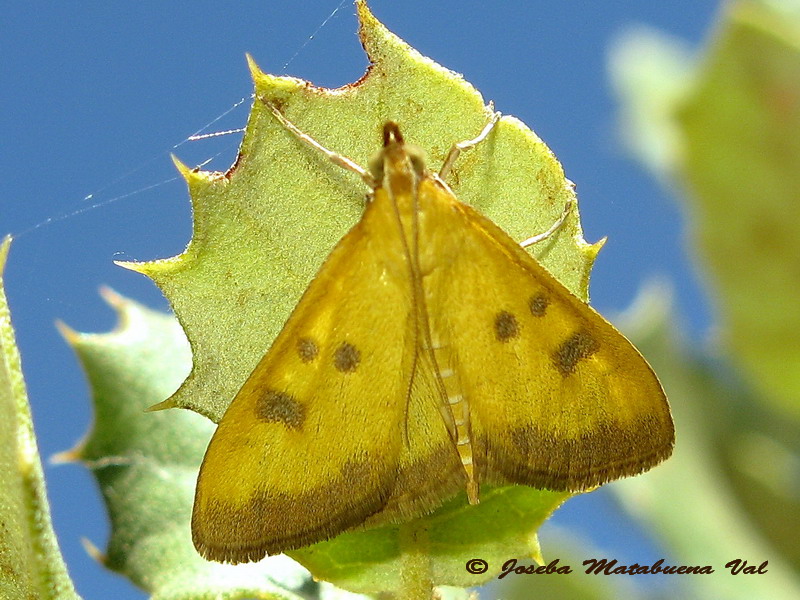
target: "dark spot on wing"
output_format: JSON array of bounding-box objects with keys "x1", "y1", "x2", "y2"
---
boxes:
[
  {"x1": 255, "y1": 389, "x2": 305, "y2": 429},
  {"x1": 552, "y1": 330, "x2": 600, "y2": 375},
  {"x1": 529, "y1": 293, "x2": 549, "y2": 317},
  {"x1": 494, "y1": 311, "x2": 519, "y2": 342},
  {"x1": 334, "y1": 341, "x2": 360, "y2": 373},
  {"x1": 297, "y1": 337, "x2": 319, "y2": 363}
]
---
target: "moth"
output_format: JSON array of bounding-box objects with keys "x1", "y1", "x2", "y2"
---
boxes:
[{"x1": 192, "y1": 102, "x2": 674, "y2": 563}]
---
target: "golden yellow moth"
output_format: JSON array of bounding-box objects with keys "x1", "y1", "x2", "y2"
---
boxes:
[{"x1": 191, "y1": 104, "x2": 674, "y2": 564}]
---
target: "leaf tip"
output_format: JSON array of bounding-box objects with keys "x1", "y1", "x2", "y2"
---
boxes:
[
  {"x1": 81, "y1": 537, "x2": 108, "y2": 565},
  {"x1": 170, "y1": 153, "x2": 203, "y2": 185},
  {"x1": 0, "y1": 234, "x2": 11, "y2": 272},
  {"x1": 357, "y1": 0, "x2": 390, "y2": 54},
  {"x1": 246, "y1": 52, "x2": 264, "y2": 81},
  {"x1": 50, "y1": 447, "x2": 81, "y2": 464},
  {"x1": 98, "y1": 284, "x2": 125, "y2": 309},
  {"x1": 55, "y1": 319, "x2": 79, "y2": 345},
  {"x1": 146, "y1": 397, "x2": 177, "y2": 412},
  {"x1": 114, "y1": 258, "x2": 151, "y2": 276},
  {"x1": 355, "y1": 0, "x2": 375, "y2": 26},
  {"x1": 529, "y1": 533, "x2": 544, "y2": 565},
  {"x1": 587, "y1": 235, "x2": 607, "y2": 260},
  {"x1": 98, "y1": 285, "x2": 141, "y2": 334}
]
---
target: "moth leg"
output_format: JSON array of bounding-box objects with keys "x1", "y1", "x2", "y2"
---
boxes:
[
  {"x1": 519, "y1": 198, "x2": 575, "y2": 248},
  {"x1": 259, "y1": 97, "x2": 376, "y2": 188},
  {"x1": 438, "y1": 106, "x2": 502, "y2": 180}
]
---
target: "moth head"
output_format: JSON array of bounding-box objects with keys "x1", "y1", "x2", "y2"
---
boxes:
[{"x1": 368, "y1": 122, "x2": 427, "y2": 189}]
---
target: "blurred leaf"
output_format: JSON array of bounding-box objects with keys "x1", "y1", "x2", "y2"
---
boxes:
[
  {"x1": 679, "y1": 0, "x2": 800, "y2": 421},
  {"x1": 612, "y1": 283, "x2": 800, "y2": 600},
  {"x1": 112, "y1": 0, "x2": 605, "y2": 594},
  {"x1": 612, "y1": 0, "x2": 800, "y2": 576},
  {"x1": 614, "y1": 0, "x2": 800, "y2": 421},
  {"x1": 62, "y1": 289, "x2": 318, "y2": 599},
  {"x1": 0, "y1": 236, "x2": 81, "y2": 600},
  {"x1": 609, "y1": 26, "x2": 695, "y2": 179}
]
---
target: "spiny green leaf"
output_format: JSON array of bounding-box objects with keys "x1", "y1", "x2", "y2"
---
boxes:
[
  {"x1": 61, "y1": 289, "x2": 316, "y2": 599},
  {"x1": 0, "y1": 236, "x2": 80, "y2": 600},
  {"x1": 122, "y1": 0, "x2": 597, "y2": 424},
  {"x1": 112, "y1": 0, "x2": 604, "y2": 594}
]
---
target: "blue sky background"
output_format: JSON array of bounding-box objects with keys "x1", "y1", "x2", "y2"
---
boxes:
[{"x1": 2, "y1": 2, "x2": 718, "y2": 598}]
